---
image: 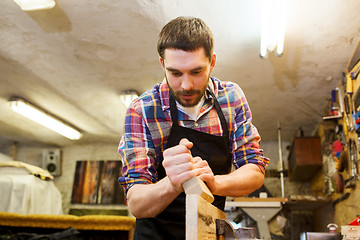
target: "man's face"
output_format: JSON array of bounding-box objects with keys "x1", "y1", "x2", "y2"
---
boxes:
[{"x1": 160, "y1": 48, "x2": 216, "y2": 107}]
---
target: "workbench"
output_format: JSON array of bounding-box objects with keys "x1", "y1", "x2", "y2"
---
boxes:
[
  {"x1": 226, "y1": 197, "x2": 287, "y2": 240},
  {"x1": 0, "y1": 212, "x2": 136, "y2": 240},
  {"x1": 226, "y1": 195, "x2": 333, "y2": 239}
]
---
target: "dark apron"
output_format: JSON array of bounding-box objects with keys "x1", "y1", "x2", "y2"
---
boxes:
[{"x1": 134, "y1": 89, "x2": 232, "y2": 240}]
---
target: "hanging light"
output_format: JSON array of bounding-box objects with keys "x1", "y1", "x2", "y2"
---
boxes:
[
  {"x1": 9, "y1": 97, "x2": 82, "y2": 140},
  {"x1": 12, "y1": 0, "x2": 56, "y2": 11},
  {"x1": 260, "y1": 0, "x2": 287, "y2": 58},
  {"x1": 120, "y1": 90, "x2": 139, "y2": 107}
]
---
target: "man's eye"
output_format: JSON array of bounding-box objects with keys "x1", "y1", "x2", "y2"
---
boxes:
[
  {"x1": 171, "y1": 72, "x2": 182, "y2": 76},
  {"x1": 192, "y1": 71, "x2": 201, "y2": 75}
]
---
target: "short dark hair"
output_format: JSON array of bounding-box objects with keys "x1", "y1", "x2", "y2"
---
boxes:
[{"x1": 157, "y1": 16, "x2": 214, "y2": 61}]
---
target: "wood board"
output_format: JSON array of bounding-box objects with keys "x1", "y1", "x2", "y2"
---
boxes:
[{"x1": 185, "y1": 194, "x2": 227, "y2": 240}]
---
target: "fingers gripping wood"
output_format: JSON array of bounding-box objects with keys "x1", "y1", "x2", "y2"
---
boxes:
[{"x1": 182, "y1": 177, "x2": 214, "y2": 203}]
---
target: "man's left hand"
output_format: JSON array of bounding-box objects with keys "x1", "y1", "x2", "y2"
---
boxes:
[{"x1": 191, "y1": 156, "x2": 216, "y2": 192}]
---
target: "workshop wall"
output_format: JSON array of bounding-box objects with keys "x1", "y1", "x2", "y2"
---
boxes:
[
  {"x1": 308, "y1": 40, "x2": 360, "y2": 232},
  {"x1": 260, "y1": 140, "x2": 315, "y2": 198},
  {"x1": 260, "y1": 141, "x2": 289, "y2": 170},
  {"x1": 0, "y1": 140, "x2": 311, "y2": 214},
  {"x1": 310, "y1": 121, "x2": 360, "y2": 231},
  {"x1": 0, "y1": 142, "x2": 120, "y2": 214},
  {"x1": 311, "y1": 159, "x2": 360, "y2": 232}
]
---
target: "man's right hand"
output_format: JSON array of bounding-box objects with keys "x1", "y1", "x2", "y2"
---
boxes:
[
  {"x1": 162, "y1": 138, "x2": 196, "y2": 192},
  {"x1": 162, "y1": 138, "x2": 215, "y2": 192}
]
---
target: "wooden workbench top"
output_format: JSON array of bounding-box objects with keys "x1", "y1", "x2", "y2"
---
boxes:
[
  {"x1": 0, "y1": 212, "x2": 136, "y2": 231},
  {"x1": 229, "y1": 197, "x2": 288, "y2": 202}
]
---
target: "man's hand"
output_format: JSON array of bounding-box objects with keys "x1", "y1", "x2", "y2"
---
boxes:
[
  {"x1": 192, "y1": 156, "x2": 215, "y2": 191},
  {"x1": 162, "y1": 138, "x2": 194, "y2": 192},
  {"x1": 127, "y1": 138, "x2": 215, "y2": 218},
  {"x1": 163, "y1": 138, "x2": 215, "y2": 192}
]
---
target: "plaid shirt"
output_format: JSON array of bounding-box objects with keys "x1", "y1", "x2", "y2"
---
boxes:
[{"x1": 118, "y1": 77, "x2": 269, "y2": 195}]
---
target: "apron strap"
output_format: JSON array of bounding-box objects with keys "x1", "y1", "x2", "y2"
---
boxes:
[
  {"x1": 207, "y1": 89, "x2": 229, "y2": 141},
  {"x1": 169, "y1": 88, "x2": 229, "y2": 141},
  {"x1": 169, "y1": 93, "x2": 179, "y2": 124}
]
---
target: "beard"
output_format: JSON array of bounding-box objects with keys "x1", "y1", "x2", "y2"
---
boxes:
[{"x1": 165, "y1": 74, "x2": 209, "y2": 107}]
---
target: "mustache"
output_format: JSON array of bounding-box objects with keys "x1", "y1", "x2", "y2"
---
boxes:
[{"x1": 176, "y1": 89, "x2": 201, "y2": 95}]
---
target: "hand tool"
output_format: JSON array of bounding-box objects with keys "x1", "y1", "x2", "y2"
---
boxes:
[
  {"x1": 332, "y1": 192, "x2": 350, "y2": 206},
  {"x1": 344, "y1": 94, "x2": 354, "y2": 131},
  {"x1": 346, "y1": 73, "x2": 358, "y2": 131},
  {"x1": 345, "y1": 139, "x2": 358, "y2": 188},
  {"x1": 350, "y1": 63, "x2": 360, "y2": 80}
]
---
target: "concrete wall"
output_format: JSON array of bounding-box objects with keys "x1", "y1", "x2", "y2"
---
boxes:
[
  {"x1": 0, "y1": 142, "x2": 120, "y2": 214},
  {"x1": 260, "y1": 140, "x2": 311, "y2": 198},
  {"x1": 260, "y1": 140, "x2": 290, "y2": 171}
]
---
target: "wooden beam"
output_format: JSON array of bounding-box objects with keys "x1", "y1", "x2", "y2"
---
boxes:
[
  {"x1": 182, "y1": 176, "x2": 214, "y2": 203},
  {"x1": 185, "y1": 193, "x2": 227, "y2": 239},
  {"x1": 183, "y1": 177, "x2": 227, "y2": 240}
]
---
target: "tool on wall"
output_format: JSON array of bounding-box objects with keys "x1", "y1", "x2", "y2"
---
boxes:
[
  {"x1": 350, "y1": 139, "x2": 359, "y2": 180},
  {"x1": 277, "y1": 121, "x2": 285, "y2": 198},
  {"x1": 345, "y1": 73, "x2": 359, "y2": 132},
  {"x1": 345, "y1": 139, "x2": 359, "y2": 188},
  {"x1": 344, "y1": 94, "x2": 354, "y2": 132},
  {"x1": 358, "y1": 138, "x2": 360, "y2": 178},
  {"x1": 337, "y1": 87, "x2": 345, "y2": 116},
  {"x1": 332, "y1": 192, "x2": 350, "y2": 206},
  {"x1": 334, "y1": 124, "x2": 347, "y2": 171},
  {"x1": 350, "y1": 63, "x2": 360, "y2": 81},
  {"x1": 353, "y1": 110, "x2": 360, "y2": 133},
  {"x1": 329, "y1": 138, "x2": 345, "y2": 193}
]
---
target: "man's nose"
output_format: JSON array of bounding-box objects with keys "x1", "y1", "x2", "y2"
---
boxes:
[{"x1": 181, "y1": 75, "x2": 193, "y2": 91}]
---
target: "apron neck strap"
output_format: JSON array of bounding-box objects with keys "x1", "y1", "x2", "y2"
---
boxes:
[
  {"x1": 169, "y1": 89, "x2": 229, "y2": 140},
  {"x1": 169, "y1": 93, "x2": 179, "y2": 124}
]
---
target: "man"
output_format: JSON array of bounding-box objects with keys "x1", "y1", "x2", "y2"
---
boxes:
[{"x1": 118, "y1": 16, "x2": 269, "y2": 239}]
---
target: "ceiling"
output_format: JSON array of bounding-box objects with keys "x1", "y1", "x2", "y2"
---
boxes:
[{"x1": 0, "y1": 0, "x2": 360, "y2": 148}]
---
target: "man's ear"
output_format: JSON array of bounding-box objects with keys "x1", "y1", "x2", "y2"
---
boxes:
[
  {"x1": 159, "y1": 57, "x2": 165, "y2": 69},
  {"x1": 210, "y1": 53, "x2": 216, "y2": 73}
]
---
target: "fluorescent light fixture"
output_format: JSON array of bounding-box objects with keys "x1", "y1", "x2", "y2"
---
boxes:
[
  {"x1": 120, "y1": 90, "x2": 139, "y2": 107},
  {"x1": 260, "y1": 0, "x2": 287, "y2": 57},
  {"x1": 12, "y1": 0, "x2": 56, "y2": 11},
  {"x1": 9, "y1": 97, "x2": 82, "y2": 140}
]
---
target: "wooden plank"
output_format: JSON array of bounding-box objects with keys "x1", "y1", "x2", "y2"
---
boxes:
[
  {"x1": 183, "y1": 177, "x2": 214, "y2": 203},
  {"x1": 186, "y1": 194, "x2": 227, "y2": 240},
  {"x1": 231, "y1": 197, "x2": 288, "y2": 202},
  {"x1": 183, "y1": 177, "x2": 230, "y2": 240}
]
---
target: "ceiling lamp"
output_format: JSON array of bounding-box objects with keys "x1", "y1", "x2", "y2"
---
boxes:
[
  {"x1": 120, "y1": 90, "x2": 139, "y2": 107},
  {"x1": 9, "y1": 97, "x2": 82, "y2": 140},
  {"x1": 12, "y1": 0, "x2": 56, "y2": 11},
  {"x1": 260, "y1": 0, "x2": 287, "y2": 58}
]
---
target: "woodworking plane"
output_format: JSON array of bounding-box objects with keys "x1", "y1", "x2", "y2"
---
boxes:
[{"x1": 182, "y1": 177, "x2": 257, "y2": 240}]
